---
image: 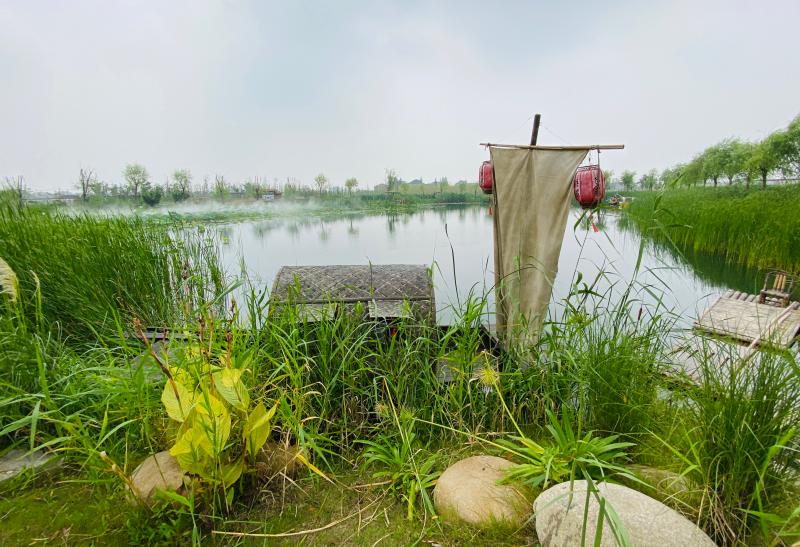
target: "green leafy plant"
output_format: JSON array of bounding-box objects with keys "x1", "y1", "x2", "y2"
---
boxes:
[
  {"x1": 654, "y1": 347, "x2": 800, "y2": 544},
  {"x1": 141, "y1": 183, "x2": 164, "y2": 206},
  {"x1": 145, "y1": 320, "x2": 278, "y2": 511},
  {"x1": 499, "y1": 409, "x2": 635, "y2": 489},
  {"x1": 360, "y1": 404, "x2": 440, "y2": 520}
]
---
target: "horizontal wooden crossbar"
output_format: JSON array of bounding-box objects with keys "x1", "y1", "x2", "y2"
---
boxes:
[{"x1": 480, "y1": 143, "x2": 625, "y2": 150}]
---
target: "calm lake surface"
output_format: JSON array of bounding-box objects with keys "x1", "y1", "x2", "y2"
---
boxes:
[{"x1": 216, "y1": 204, "x2": 762, "y2": 326}]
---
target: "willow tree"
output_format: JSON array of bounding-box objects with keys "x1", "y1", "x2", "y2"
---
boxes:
[
  {"x1": 785, "y1": 115, "x2": 800, "y2": 175},
  {"x1": 620, "y1": 170, "x2": 636, "y2": 191},
  {"x1": 314, "y1": 173, "x2": 328, "y2": 195},
  {"x1": 683, "y1": 154, "x2": 706, "y2": 187},
  {"x1": 746, "y1": 135, "x2": 783, "y2": 189},
  {"x1": 718, "y1": 139, "x2": 748, "y2": 185},
  {"x1": 171, "y1": 169, "x2": 192, "y2": 201},
  {"x1": 702, "y1": 144, "x2": 726, "y2": 187},
  {"x1": 77, "y1": 168, "x2": 95, "y2": 201},
  {"x1": 344, "y1": 177, "x2": 358, "y2": 194},
  {"x1": 123, "y1": 164, "x2": 149, "y2": 199}
]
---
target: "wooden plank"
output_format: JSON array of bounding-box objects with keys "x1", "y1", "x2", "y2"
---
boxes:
[
  {"x1": 694, "y1": 297, "x2": 800, "y2": 349},
  {"x1": 368, "y1": 299, "x2": 412, "y2": 320}
]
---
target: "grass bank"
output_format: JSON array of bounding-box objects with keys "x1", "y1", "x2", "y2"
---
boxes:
[{"x1": 624, "y1": 185, "x2": 800, "y2": 274}]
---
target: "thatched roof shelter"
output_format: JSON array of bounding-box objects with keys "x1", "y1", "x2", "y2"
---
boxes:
[{"x1": 270, "y1": 264, "x2": 435, "y2": 324}]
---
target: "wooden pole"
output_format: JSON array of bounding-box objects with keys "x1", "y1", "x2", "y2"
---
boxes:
[
  {"x1": 530, "y1": 114, "x2": 541, "y2": 146},
  {"x1": 480, "y1": 143, "x2": 625, "y2": 151}
]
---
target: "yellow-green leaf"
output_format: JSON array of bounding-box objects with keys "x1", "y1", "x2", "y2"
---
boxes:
[
  {"x1": 244, "y1": 401, "x2": 277, "y2": 457},
  {"x1": 295, "y1": 452, "x2": 334, "y2": 484},
  {"x1": 220, "y1": 457, "x2": 244, "y2": 488},
  {"x1": 161, "y1": 380, "x2": 195, "y2": 423},
  {"x1": 195, "y1": 393, "x2": 231, "y2": 456},
  {"x1": 170, "y1": 424, "x2": 210, "y2": 475},
  {"x1": 213, "y1": 368, "x2": 250, "y2": 411}
]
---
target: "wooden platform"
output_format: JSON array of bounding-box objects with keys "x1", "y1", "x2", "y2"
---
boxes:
[{"x1": 694, "y1": 291, "x2": 800, "y2": 349}]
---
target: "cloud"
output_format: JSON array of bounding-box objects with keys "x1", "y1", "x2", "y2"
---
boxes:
[{"x1": 1, "y1": 0, "x2": 798, "y2": 190}]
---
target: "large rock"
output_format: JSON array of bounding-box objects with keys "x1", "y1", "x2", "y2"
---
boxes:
[
  {"x1": 129, "y1": 450, "x2": 185, "y2": 505},
  {"x1": 0, "y1": 448, "x2": 61, "y2": 483},
  {"x1": 433, "y1": 455, "x2": 531, "y2": 528},
  {"x1": 534, "y1": 480, "x2": 714, "y2": 547},
  {"x1": 627, "y1": 464, "x2": 702, "y2": 512}
]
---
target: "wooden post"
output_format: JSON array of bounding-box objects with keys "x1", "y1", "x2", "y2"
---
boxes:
[{"x1": 530, "y1": 114, "x2": 541, "y2": 146}]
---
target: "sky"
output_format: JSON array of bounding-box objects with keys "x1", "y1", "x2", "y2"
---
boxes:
[{"x1": 2, "y1": 0, "x2": 799, "y2": 192}]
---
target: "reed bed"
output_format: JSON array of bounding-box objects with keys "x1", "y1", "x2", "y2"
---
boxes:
[
  {"x1": 625, "y1": 185, "x2": 800, "y2": 274},
  {"x1": 0, "y1": 205, "x2": 224, "y2": 342}
]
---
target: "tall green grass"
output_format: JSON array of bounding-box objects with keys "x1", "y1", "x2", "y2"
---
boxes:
[
  {"x1": 0, "y1": 206, "x2": 224, "y2": 342},
  {"x1": 625, "y1": 185, "x2": 800, "y2": 273},
  {"x1": 658, "y1": 345, "x2": 800, "y2": 544},
  {"x1": 0, "y1": 207, "x2": 224, "y2": 468}
]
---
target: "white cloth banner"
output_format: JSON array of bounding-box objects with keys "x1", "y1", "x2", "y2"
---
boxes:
[{"x1": 489, "y1": 146, "x2": 588, "y2": 346}]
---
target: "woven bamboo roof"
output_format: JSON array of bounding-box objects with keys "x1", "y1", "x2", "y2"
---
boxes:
[{"x1": 271, "y1": 264, "x2": 433, "y2": 304}]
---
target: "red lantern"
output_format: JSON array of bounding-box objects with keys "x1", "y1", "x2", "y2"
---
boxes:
[
  {"x1": 573, "y1": 165, "x2": 605, "y2": 209},
  {"x1": 479, "y1": 161, "x2": 493, "y2": 194}
]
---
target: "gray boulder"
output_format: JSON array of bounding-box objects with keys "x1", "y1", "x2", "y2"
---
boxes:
[
  {"x1": 534, "y1": 480, "x2": 714, "y2": 547},
  {"x1": 627, "y1": 464, "x2": 702, "y2": 513},
  {"x1": 129, "y1": 450, "x2": 185, "y2": 505},
  {"x1": 0, "y1": 448, "x2": 61, "y2": 483},
  {"x1": 433, "y1": 455, "x2": 531, "y2": 528}
]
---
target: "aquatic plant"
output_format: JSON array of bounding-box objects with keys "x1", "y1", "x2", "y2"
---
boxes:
[
  {"x1": 625, "y1": 185, "x2": 800, "y2": 275},
  {"x1": 360, "y1": 399, "x2": 440, "y2": 520},
  {"x1": 141, "y1": 318, "x2": 279, "y2": 511},
  {"x1": 0, "y1": 206, "x2": 224, "y2": 342},
  {"x1": 2, "y1": 207, "x2": 799, "y2": 543},
  {"x1": 656, "y1": 345, "x2": 800, "y2": 544}
]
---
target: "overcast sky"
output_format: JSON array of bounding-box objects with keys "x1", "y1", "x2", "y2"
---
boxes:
[{"x1": 2, "y1": 1, "x2": 799, "y2": 191}]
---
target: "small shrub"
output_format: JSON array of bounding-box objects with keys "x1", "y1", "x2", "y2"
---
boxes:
[
  {"x1": 498, "y1": 409, "x2": 635, "y2": 489},
  {"x1": 147, "y1": 318, "x2": 281, "y2": 512},
  {"x1": 141, "y1": 184, "x2": 163, "y2": 206},
  {"x1": 360, "y1": 405, "x2": 440, "y2": 520}
]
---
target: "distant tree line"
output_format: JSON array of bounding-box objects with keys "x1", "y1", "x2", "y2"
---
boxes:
[
  {"x1": 69, "y1": 165, "x2": 299, "y2": 206},
  {"x1": 64, "y1": 164, "x2": 480, "y2": 206},
  {"x1": 8, "y1": 163, "x2": 482, "y2": 207},
  {"x1": 611, "y1": 115, "x2": 800, "y2": 192}
]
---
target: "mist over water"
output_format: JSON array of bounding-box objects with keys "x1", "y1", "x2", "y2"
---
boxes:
[
  {"x1": 72, "y1": 196, "x2": 333, "y2": 219},
  {"x1": 214, "y1": 204, "x2": 744, "y2": 326}
]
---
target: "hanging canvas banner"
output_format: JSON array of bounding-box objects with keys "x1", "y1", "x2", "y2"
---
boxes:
[{"x1": 489, "y1": 145, "x2": 588, "y2": 347}]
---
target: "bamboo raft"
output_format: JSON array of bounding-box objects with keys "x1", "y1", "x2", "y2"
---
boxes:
[{"x1": 694, "y1": 290, "x2": 800, "y2": 350}]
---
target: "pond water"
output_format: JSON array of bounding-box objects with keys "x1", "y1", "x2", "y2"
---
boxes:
[{"x1": 215, "y1": 204, "x2": 763, "y2": 326}]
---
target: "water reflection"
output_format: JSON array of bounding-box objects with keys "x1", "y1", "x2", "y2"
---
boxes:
[
  {"x1": 218, "y1": 205, "x2": 752, "y2": 325},
  {"x1": 318, "y1": 220, "x2": 330, "y2": 242},
  {"x1": 614, "y1": 213, "x2": 784, "y2": 298},
  {"x1": 347, "y1": 218, "x2": 359, "y2": 238}
]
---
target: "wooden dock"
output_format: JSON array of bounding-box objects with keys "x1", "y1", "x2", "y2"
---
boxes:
[{"x1": 694, "y1": 290, "x2": 800, "y2": 349}]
